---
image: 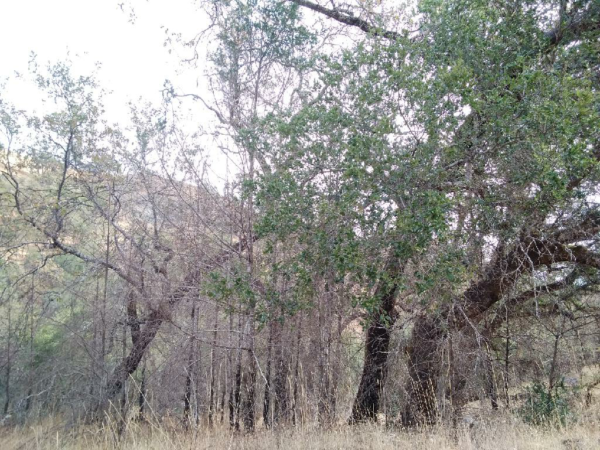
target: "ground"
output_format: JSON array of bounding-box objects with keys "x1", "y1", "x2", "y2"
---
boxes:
[{"x1": 2, "y1": 412, "x2": 600, "y2": 450}]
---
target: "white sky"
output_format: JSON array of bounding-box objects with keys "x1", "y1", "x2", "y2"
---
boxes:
[
  {"x1": 0, "y1": 0, "x2": 238, "y2": 185},
  {"x1": 0, "y1": 0, "x2": 205, "y2": 117}
]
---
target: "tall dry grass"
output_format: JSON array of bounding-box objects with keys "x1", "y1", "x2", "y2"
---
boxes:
[{"x1": 1, "y1": 410, "x2": 599, "y2": 450}]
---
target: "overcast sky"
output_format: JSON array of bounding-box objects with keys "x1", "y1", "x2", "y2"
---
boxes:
[
  {"x1": 0, "y1": 0, "x2": 205, "y2": 113},
  {"x1": 0, "y1": 0, "x2": 238, "y2": 184}
]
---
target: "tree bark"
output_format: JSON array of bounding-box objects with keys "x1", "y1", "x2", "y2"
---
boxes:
[
  {"x1": 183, "y1": 301, "x2": 197, "y2": 426},
  {"x1": 242, "y1": 315, "x2": 257, "y2": 431},
  {"x1": 263, "y1": 319, "x2": 273, "y2": 428},
  {"x1": 231, "y1": 308, "x2": 242, "y2": 431},
  {"x1": 138, "y1": 357, "x2": 146, "y2": 421},
  {"x1": 401, "y1": 223, "x2": 600, "y2": 425},
  {"x1": 484, "y1": 343, "x2": 499, "y2": 410},
  {"x1": 209, "y1": 304, "x2": 219, "y2": 426},
  {"x1": 349, "y1": 258, "x2": 402, "y2": 423},
  {"x1": 292, "y1": 314, "x2": 303, "y2": 426},
  {"x1": 98, "y1": 311, "x2": 163, "y2": 412},
  {"x1": 4, "y1": 299, "x2": 11, "y2": 415},
  {"x1": 317, "y1": 290, "x2": 329, "y2": 424},
  {"x1": 274, "y1": 336, "x2": 290, "y2": 425},
  {"x1": 400, "y1": 315, "x2": 444, "y2": 426}
]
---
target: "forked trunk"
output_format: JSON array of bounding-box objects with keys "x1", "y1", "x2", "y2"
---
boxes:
[
  {"x1": 98, "y1": 312, "x2": 163, "y2": 413},
  {"x1": 400, "y1": 229, "x2": 595, "y2": 425}
]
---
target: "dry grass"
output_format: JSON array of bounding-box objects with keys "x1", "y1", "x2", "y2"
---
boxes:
[{"x1": 1, "y1": 411, "x2": 600, "y2": 450}]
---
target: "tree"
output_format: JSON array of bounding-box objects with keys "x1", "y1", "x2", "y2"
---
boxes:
[
  {"x1": 251, "y1": 0, "x2": 600, "y2": 424},
  {"x1": 0, "y1": 61, "x2": 230, "y2": 418}
]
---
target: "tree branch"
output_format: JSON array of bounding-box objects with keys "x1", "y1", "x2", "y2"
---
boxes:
[{"x1": 287, "y1": 0, "x2": 401, "y2": 40}]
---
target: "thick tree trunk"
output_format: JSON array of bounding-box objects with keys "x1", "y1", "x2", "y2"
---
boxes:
[
  {"x1": 401, "y1": 316, "x2": 444, "y2": 426},
  {"x1": 127, "y1": 291, "x2": 141, "y2": 348},
  {"x1": 400, "y1": 224, "x2": 600, "y2": 426},
  {"x1": 349, "y1": 258, "x2": 401, "y2": 423},
  {"x1": 400, "y1": 241, "x2": 518, "y2": 425}
]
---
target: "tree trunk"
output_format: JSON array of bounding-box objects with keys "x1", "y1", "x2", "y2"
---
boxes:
[
  {"x1": 231, "y1": 309, "x2": 242, "y2": 431},
  {"x1": 317, "y1": 282, "x2": 333, "y2": 425},
  {"x1": 400, "y1": 227, "x2": 600, "y2": 425},
  {"x1": 263, "y1": 319, "x2": 273, "y2": 428},
  {"x1": 138, "y1": 357, "x2": 147, "y2": 420},
  {"x1": 4, "y1": 298, "x2": 11, "y2": 415},
  {"x1": 228, "y1": 304, "x2": 236, "y2": 429},
  {"x1": 548, "y1": 316, "x2": 566, "y2": 394},
  {"x1": 349, "y1": 258, "x2": 401, "y2": 423},
  {"x1": 291, "y1": 314, "x2": 302, "y2": 426},
  {"x1": 209, "y1": 304, "x2": 219, "y2": 426},
  {"x1": 330, "y1": 309, "x2": 343, "y2": 421},
  {"x1": 504, "y1": 308, "x2": 511, "y2": 409},
  {"x1": 183, "y1": 302, "x2": 197, "y2": 426},
  {"x1": 484, "y1": 344, "x2": 499, "y2": 410},
  {"x1": 220, "y1": 367, "x2": 226, "y2": 424},
  {"x1": 120, "y1": 321, "x2": 128, "y2": 411},
  {"x1": 25, "y1": 275, "x2": 35, "y2": 414},
  {"x1": 99, "y1": 311, "x2": 163, "y2": 411},
  {"x1": 242, "y1": 316, "x2": 257, "y2": 431},
  {"x1": 272, "y1": 313, "x2": 291, "y2": 426},
  {"x1": 97, "y1": 267, "x2": 205, "y2": 414},
  {"x1": 400, "y1": 315, "x2": 443, "y2": 426}
]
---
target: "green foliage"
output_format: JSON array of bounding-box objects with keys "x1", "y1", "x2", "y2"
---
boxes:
[
  {"x1": 205, "y1": 268, "x2": 256, "y2": 309},
  {"x1": 32, "y1": 324, "x2": 65, "y2": 369},
  {"x1": 519, "y1": 380, "x2": 573, "y2": 427},
  {"x1": 249, "y1": 0, "x2": 599, "y2": 326}
]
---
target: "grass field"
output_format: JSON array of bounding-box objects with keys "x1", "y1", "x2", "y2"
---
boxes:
[{"x1": 2, "y1": 411, "x2": 599, "y2": 450}]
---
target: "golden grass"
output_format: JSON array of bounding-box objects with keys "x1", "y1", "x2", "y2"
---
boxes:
[{"x1": 1, "y1": 412, "x2": 599, "y2": 450}]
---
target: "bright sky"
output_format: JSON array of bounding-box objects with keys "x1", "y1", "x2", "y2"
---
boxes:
[
  {"x1": 0, "y1": 0, "x2": 204, "y2": 115},
  {"x1": 0, "y1": 0, "x2": 236, "y2": 184}
]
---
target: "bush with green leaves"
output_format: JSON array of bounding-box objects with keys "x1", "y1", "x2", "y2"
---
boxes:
[{"x1": 519, "y1": 380, "x2": 572, "y2": 427}]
